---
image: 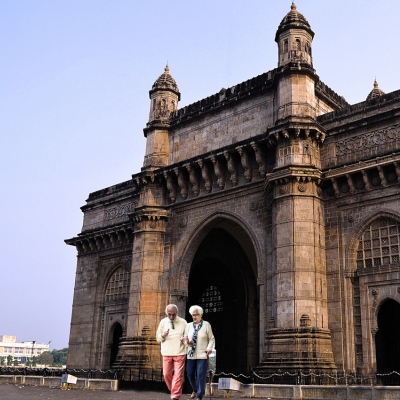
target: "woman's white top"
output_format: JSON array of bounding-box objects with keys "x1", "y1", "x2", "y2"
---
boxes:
[{"x1": 184, "y1": 320, "x2": 215, "y2": 360}]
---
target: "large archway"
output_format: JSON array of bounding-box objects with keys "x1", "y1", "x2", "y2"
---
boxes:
[
  {"x1": 375, "y1": 299, "x2": 400, "y2": 373},
  {"x1": 186, "y1": 227, "x2": 258, "y2": 375}
]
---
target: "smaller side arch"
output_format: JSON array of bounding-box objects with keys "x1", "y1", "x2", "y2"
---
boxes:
[
  {"x1": 109, "y1": 322, "x2": 123, "y2": 368},
  {"x1": 345, "y1": 209, "x2": 400, "y2": 274},
  {"x1": 375, "y1": 298, "x2": 400, "y2": 375}
]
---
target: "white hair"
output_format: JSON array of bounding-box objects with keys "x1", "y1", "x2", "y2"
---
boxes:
[
  {"x1": 189, "y1": 305, "x2": 203, "y2": 316},
  {"x1": 165, "y1": 304, "x2": 178, "y2": 314}
]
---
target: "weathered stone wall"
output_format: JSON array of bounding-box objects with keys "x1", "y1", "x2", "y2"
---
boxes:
[
  {"x1": 169, "y1": 93, "x2": 274, "y2": 164},
  {"x1": 321, "y1": 94, "x2": 400, "y2": 374}
]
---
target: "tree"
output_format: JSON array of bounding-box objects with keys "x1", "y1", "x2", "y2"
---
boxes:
[
  {"x1": 0, "y1": 357, "x2": 5, "y2": 366},
  {"x1": 51, "y1": 348, "x2": 68, "y2": 366},
  {"x1": 38, "y1": 351, "x2": 53, "y2": 366},
  {"x1": 6, "y1": 355, "x2": 13, "y2": 366},
  {"x1": 13, "y1": 357, "x2": 19, "y2": 366}
]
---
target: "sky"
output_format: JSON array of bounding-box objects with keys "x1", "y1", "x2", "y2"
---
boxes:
[{"x1": 1, "y1": 0, "x2": 399, "y2": 351}]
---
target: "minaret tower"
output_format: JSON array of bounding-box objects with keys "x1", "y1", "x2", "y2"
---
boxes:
[
  {"x1": 259, "y1": 2, "x2": 336, "y2": 376},
  {"x1": 143, "y1": 65, "x2": 180, "y2": 170}
]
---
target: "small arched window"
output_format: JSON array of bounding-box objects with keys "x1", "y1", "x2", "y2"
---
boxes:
[
  {"x1": 356, "y1": 217, "x2": 400, "y2": 269},
  {"x1": 283, "y1": 40, "x2": 288, "y2": 53},
  {"x1": 295, "y1": 38, "x2": 301, "y2": 51}
]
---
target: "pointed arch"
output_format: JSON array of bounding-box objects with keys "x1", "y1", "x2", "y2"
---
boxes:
[
  {"x1": 170, "y1": 211, "x2": 262, "y2": 374},
  {"x1": 173, "y1": 211, "x2": 263, "y2": 289}
]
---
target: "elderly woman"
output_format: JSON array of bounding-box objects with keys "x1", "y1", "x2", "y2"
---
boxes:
[{"x1": 182, "y1": 305, "x2": 215, "y2": 400}]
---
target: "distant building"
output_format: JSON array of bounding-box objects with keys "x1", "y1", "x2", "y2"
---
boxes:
[
  {"x1": 65, "y1": 2, "x2": 400, "y2": 379},
  {"x1": 0, "y1": 335, "x2": 49, "y2": 364}
]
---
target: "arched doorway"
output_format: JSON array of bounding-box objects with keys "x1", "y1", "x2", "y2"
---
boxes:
[
  {"x1": 375, "y1": 299, "x2": 400, "y2": 373},
  {"x1": 110, "y1": 323, "x2": 123, "y2": 368},
  {"x1": 187, "y1": 227, "x2": 258, "y2": 375}
]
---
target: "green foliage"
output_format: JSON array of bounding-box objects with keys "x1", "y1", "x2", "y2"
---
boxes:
[
  {"x1": 6, "y1": 355, "x2": 13, "y2": 366},
  {"x1": 51, "y1": 348, "x2": 68, "y2": 366},
  {"x1": 0, "y1": 357, "x2": 5, "y2": 366},
  {"x1": 13, "y1": 357, "x2": 19, "y2": 366},
  {"x1": 38, "y1": 351, "x2": 53, "y2": 366}
]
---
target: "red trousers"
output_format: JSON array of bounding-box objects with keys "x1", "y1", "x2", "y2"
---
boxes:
[{"x1": 163, "y1": 355, "x2": 186, "y2": 399}]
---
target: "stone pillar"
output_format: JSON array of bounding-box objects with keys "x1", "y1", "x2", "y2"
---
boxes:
[
  {"x1": 257, "y1": 130, "x2": 336, "y2": 378},
  {"x1": 113, "y1": 186, "x2": 168, "y2": 376}
]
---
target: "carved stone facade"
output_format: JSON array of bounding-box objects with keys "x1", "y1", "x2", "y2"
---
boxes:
[{"x1": 66, "y1": 3, "x2": 400, "y2": 378}]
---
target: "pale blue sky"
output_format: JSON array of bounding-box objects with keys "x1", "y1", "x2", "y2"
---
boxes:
[{"x1": 1, "y1": 1, "x2": 399, "y2": 351}]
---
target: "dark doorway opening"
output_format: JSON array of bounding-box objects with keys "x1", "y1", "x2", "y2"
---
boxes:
[
  {"x1": 110, "y1": 323, "x2": 123, "y2": 368},
  {"x1": 376, "y1": 299, "x2": 400, "y2": 374},
  {"x1": 187, "y1": 227, "x2": 258, "y2": 376}
]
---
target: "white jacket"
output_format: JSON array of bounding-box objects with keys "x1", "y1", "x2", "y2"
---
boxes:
[{"x1": 156, "y1": 316, "x2": 187, "y2": 356}]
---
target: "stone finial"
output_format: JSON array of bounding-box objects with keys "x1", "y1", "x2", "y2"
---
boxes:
[{"x1": 300, "y1": 314, "x2": 311, "y2": 327}]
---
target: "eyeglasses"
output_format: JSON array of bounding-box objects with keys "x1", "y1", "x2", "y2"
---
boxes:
[{"x1": 192, "y1": 314, "x2": 200, "y2": 317}]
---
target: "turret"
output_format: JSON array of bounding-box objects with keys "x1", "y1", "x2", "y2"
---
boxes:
[
  {"x1": 273, "y1": 1, "x2": 318, "y2": 126},
  {"x1": 142, "y1": 65, "x2": 181, "y2": 170},
  {"x1": 275, "y1": 1, "x2": 314, "y2": 68},
  {"x1": 148, "y1": 65, "x2": 180, "y2": 124}
]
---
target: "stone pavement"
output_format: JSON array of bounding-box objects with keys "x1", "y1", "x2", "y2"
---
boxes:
[{"x1": 0, "y1": 384, "x2": 234, "y2": 400}]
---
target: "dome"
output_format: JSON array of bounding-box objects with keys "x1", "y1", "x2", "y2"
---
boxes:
[
  {"x1": 366, "y1": 80, "x2": 385, "y2": 101},
  {"x1": 275, "y1": 2, "x2": 314, "y2": 42},
  {"x1": 150, "y1": 65, "x2": 180, "y2": 96}
]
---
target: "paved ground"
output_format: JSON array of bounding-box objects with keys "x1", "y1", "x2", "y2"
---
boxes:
[
  {"x1": 0, "y1": 384, "x2": 232, "y2": 400},
  {"x1": 0, "y1": 384, "x2": 177, "y2": 400}
]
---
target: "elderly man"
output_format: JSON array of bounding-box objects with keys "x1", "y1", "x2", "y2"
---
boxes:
[{"x1": 156, "y1": 304, "x2": 188, "y2": 400}]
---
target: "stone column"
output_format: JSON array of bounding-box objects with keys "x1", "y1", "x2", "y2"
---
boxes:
[
  {"x1": 113, "y1": 186, "x2": 168, "y2": 377},
  {"x1": 257, "y1": 132, "x2": 336, "y2": 378}
]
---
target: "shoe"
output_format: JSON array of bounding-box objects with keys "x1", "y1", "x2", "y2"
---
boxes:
[{"x1": 190, "y1": 393, "x2": 196, "y2": 399}]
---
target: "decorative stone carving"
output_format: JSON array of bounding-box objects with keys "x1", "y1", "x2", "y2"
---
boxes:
[
  {"x1": 330, "y1": 178, "x2": 340, "y2": 198},
  {"x1": 179, "y1": 216, "x2": 188, "y2": 228},
  {"x1": 298, "y1": 182, "x2": 307, "y2": 192},
  {"x1": 335, "y1": 124, "x2": 400, "y2": 158},
  {"x1": 345, "y1": 174, "x2": 356, "y2": 195},
  {"x1": 211, "y1": 155, "x2": 225, "y2": 190},
  {"x1": 249, "y1": 201, "x2": 259, "y2": 211},
  {"x1": 175, "y1": 167, "x2": 188, "y2": 199},
  {"x1": 300, "y1": 314, "x2": 311, "y2": 327},
  {"x1": 224, "y1": 151, "x2": 238, "y2": 186},
  {"x1": 251, "y1": 142, "x2": 267, "y2": 177},
  {"x1": 104, "y1": 202, "x2": 137, "y2": 221},
  {"x1": 198, "y1": 159, "x2": 212, "y2": 192},
  {"x1": 149, "y1": 221, "x2": 157, "y2": 229},
  {"x1": 164, "y1": 171, "x2": 177, "y2": 202},
  {"x1": 361, "y1": 170, "x2": 371, "y2": 191},
  {"x1": 377, "y1": 166, "x2": 387, "y2": 187},
  {"x1": 186, "y1": 164, "x2": 200, "y2": 196},
  {"x1": 237, "y1": 146, "x2": 252, "y2": 182}
]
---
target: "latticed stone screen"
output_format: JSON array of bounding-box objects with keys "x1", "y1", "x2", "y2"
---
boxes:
[
  {"x1": 199, "y1": 285, "x2": 223, "y2": 314},
  {"x1": 356, "y1": 218, "x2": 400, "y2": 269},
  {"x1": 105, "y1": 266, "x2": 130, "y2": 301}
]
